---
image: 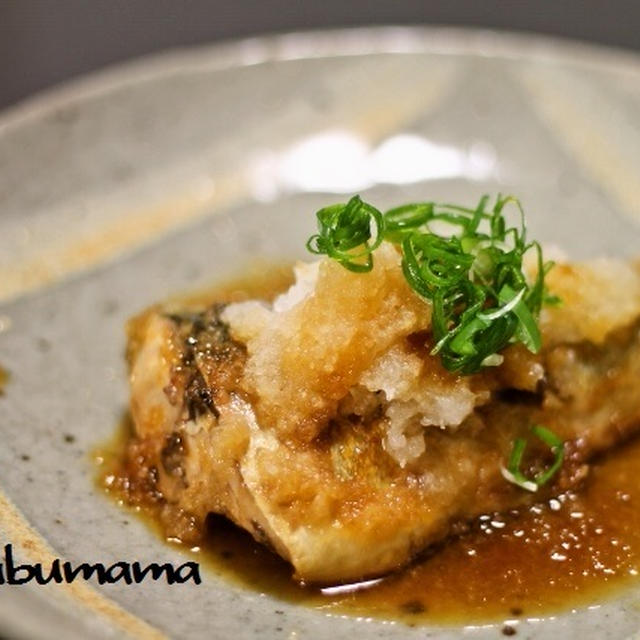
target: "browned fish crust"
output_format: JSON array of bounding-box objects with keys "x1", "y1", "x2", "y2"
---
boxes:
[{"x1": 116, "y1": 255, "x2": 640, "y2": 582}]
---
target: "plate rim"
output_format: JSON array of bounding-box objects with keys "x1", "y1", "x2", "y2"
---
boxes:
[{"x1": 1, "y1": 24, "x2": 640, "y2": 135}]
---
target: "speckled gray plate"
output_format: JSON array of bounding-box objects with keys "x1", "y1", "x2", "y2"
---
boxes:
[{"x1": 1, "y1": 26, "x2": 640, "y2": 640}]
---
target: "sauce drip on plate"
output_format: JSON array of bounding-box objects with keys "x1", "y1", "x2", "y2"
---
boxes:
[{"x1": 0, "y1": 365, "x2": 8, "y2": 395}]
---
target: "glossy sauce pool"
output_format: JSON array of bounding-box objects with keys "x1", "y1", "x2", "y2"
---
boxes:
[{"x1": 98, "y1": 266, "x2": 640, "y2": 628}]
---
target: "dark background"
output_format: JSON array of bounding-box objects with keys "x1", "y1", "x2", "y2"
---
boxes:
[{"x1": 1, "y1": 0, "x2": 639, "y2": 111}]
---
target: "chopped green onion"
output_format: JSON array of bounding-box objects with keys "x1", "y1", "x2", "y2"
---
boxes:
[
  {"x1": 306, "y1": 193, "x2": 557, "y2": 374},
  {"x1": 384, "y1": 203, "x2": 433, "y2": 242},
  {"x1": 502, "y1": 425, "x2": 565, "y2": 492},
  {"x1": 306, "y1": 195, "x2": 384, "y2": 273}
]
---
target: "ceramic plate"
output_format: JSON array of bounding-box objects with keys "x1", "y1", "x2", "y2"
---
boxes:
[{"x1": 1, "y1": 26, "x2": 640, "y2": 639}]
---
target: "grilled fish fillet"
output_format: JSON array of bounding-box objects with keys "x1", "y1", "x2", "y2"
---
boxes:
[{"x1": 121, "y1": 243, "x2": 640, "y2": 583}]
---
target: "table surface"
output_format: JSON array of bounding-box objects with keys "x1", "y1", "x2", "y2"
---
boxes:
[{"x1": 1, "y1": 0, "x2": 639, "y2": 111}]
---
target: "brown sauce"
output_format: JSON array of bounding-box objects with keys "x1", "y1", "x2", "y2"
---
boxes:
[
  {"x1": 97, "y1": 266, "x2": 640, "y2": 626},
  {"x1": 0, "y1": 364, "x2": 8, "y2": 395},
  {"x1": 163, "y1": 261, "x2": 294, "y2": 309}
]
